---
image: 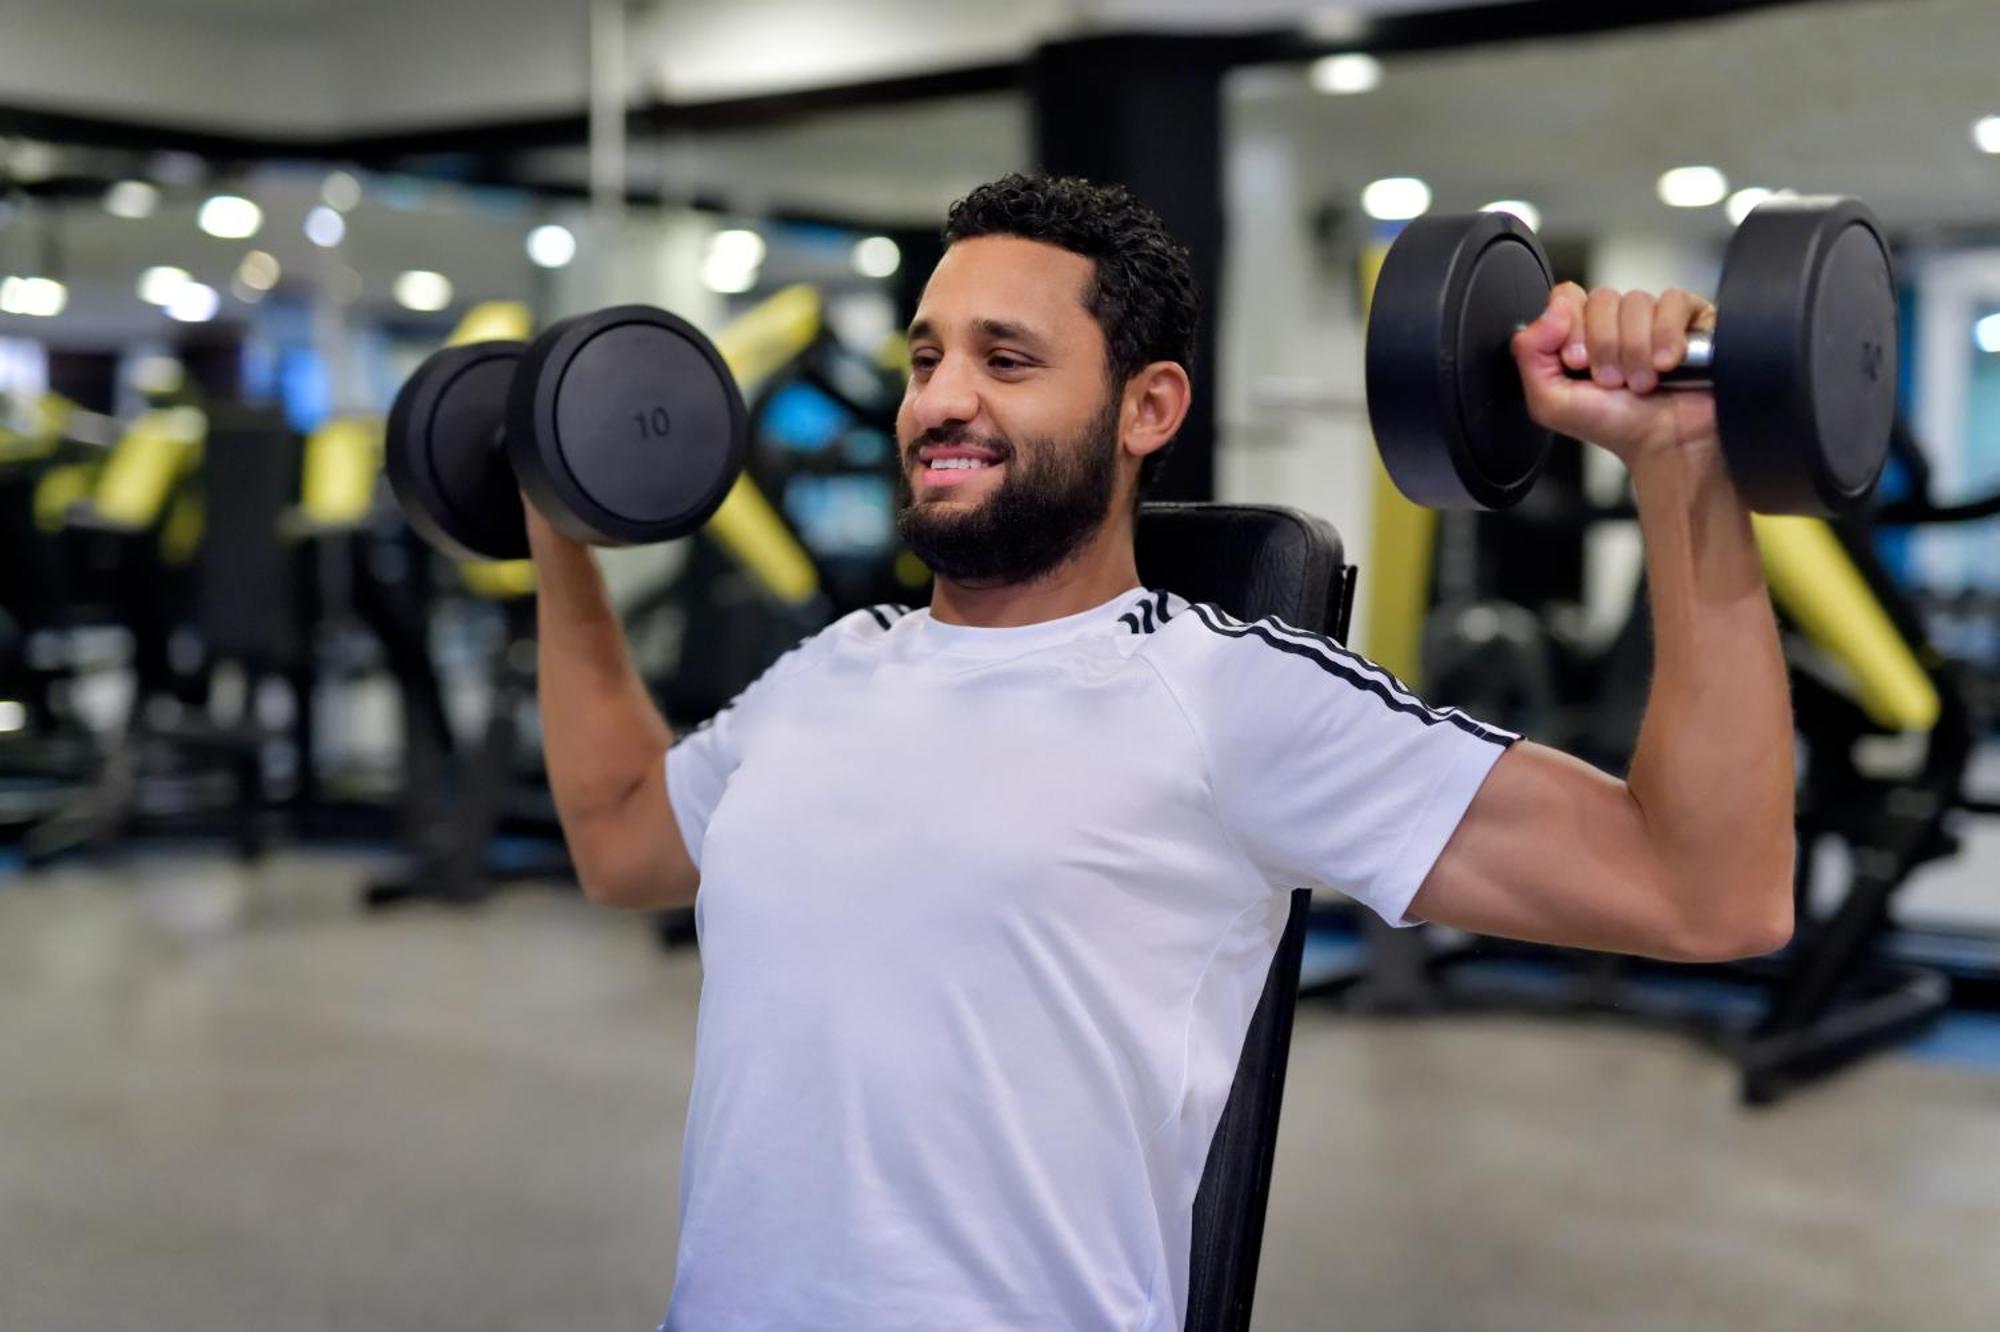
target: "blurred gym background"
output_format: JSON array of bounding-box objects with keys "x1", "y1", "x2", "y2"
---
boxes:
[{"x1": 2, "y1": 1, "x2": 1997, "y2": 1328}]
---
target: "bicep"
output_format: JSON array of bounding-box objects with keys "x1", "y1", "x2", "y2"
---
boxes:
[
  {"x1": 571, "y1": 759, "x2": 701, "y2": 911},
  {"x1": 1407, "y1": 741, "x2": 1691, "y2": 960}
]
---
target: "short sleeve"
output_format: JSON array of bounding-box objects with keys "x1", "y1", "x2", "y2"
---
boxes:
[
  {"x1": 665, "y1": 680, "x2": 763, "y2": 873},
  {"x1": 665, "y1": 607, "x2": 877, "y2": 869},
  {"x1": 1157, "y1": 604, "x2": 1518, "y2": 927}
]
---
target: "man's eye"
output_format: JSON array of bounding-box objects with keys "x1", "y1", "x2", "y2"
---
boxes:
[
  {"x1": 909, "y1": 353, "x2": 939, "y2": 374},
  {"x1": 989, "y1": 354, "x2": 1028, "y2": 371}
]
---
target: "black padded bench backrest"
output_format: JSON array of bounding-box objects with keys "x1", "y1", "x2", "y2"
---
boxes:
[{"x1": 1133, "y1": 502, "x2": 1353, "y2": 1332}]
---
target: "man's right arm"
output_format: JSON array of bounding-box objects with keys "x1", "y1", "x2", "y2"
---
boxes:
[{"x1": 526, "y1": 506, "x2": 699, "y2": 910}]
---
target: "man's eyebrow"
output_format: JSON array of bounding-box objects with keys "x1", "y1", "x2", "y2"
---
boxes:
[
  {"x1": 904, "y1": 316, "x2": 1052, "y2": 353},
  {"x1": 972, "y1": 318, "x2": 1048, "y2": 349}
]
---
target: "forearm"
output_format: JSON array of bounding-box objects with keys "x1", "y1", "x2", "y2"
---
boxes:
[
  {"x1": 1625, "y1": 444, "x2": 1795, "y2": 945},
  {"x1": 527, "y1": 518, "x2": 674, "y2": 828}
]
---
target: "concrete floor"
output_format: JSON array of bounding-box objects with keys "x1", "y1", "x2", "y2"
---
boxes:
[{"x1": 3, "y1": 851, "x2": 1998, "y2": 1332}]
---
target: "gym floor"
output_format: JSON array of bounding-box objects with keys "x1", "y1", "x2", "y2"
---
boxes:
[{"x1": 4, "y1": 848, "x2": 1997, "y2": 1332}]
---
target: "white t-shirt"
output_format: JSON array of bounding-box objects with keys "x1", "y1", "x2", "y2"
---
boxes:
[{"x1": 661, "y1": 585, "x2": 1514, "y2": 1331}]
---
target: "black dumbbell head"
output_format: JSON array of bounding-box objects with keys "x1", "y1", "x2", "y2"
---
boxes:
[
  {"x1": 1712, "y1": 196, "x2": 1897, "y2": 515},
  {"x1": 385, "y1": 340, "x2": 529, "y2": 562},
  {"x1": 506, "y1": 305, "x2": 748, "y2": 547},
  {"x1": 1366, "y1": 210, "x2": 1556, "y2": 510}
]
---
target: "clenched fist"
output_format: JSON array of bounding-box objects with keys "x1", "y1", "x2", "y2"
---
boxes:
[{"x1": 1511, "y1": 283, "x2": 1720, "y2": 468}]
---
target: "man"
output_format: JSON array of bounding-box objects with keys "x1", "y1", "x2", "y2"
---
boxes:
[{"x1": 529, "y1": 174, "x2": 1794, "y2": 1330}]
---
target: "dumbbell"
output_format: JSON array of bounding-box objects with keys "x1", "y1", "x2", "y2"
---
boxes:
[
  {"x1": 1364, "y1": 196, "x2": 1898, "y2": 515},
  {"x1": 386, "y1": 305, "x2": 747, "y2": 561}
]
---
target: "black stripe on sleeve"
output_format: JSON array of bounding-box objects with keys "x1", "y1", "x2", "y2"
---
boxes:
[
  {"x1": 1119, "y1": 611, "x2": 1143, "y2": 635},
  {"x1": 1137, "y1": 599, "x2": 1156, "y2": 634},
  {"x1": 1187, "y1": 602, "x2": 1516, "y2": 747},
  {"x1": 1153, "y1": 588, "x2": 1173, "y2": 624},
  {"x1": 865, "y1": 605, "x2": 895, "y2": 631}
]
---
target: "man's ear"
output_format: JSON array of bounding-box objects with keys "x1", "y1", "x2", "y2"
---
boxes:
[{"x1": 1123, "y1": 361, "x2": 1192, "y2": 463}]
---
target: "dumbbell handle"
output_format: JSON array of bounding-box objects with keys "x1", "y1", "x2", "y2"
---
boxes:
[{"x1": 1559, "y1": 329, "x2": 1714, "y2": 388}]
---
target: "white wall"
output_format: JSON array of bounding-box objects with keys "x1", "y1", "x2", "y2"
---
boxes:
[{"x1": 1217, "y1": 110, "x2": 1379, "y2": 643}]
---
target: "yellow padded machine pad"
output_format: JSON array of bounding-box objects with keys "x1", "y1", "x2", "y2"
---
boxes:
[{"x1": 1753, "y1": 515, "x2": 1938, "y2": 733}]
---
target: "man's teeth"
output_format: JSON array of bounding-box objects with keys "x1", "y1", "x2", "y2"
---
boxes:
[{"x1": 928, "y1": 457, "x2": 994, "y2": 470}]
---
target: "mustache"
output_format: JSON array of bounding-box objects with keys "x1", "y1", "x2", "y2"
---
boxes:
[{"x1": 902, "y1": 424, "x2": 1013, "y2": 461}]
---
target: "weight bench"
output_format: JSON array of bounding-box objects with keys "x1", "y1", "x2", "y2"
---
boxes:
[{"x1": 1135, "y1": 501, "x2": 1357, "y2": 1332}]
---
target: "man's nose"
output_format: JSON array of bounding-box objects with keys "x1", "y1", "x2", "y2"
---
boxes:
[{"x1": 907, "y1": 354, "x2": 979, "y2": 433}]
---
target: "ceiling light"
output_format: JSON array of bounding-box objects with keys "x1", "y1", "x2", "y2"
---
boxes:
[
  {"x1": 7, "y1": 141, "x2": 58, "y2": 183},
  {"x1": 1976, "y1": 312, "x2": 2000, "y2": 355},
  {"x1": 1656, "y1": 166, "x2": 1729, "y2": 209},
  {"x1": 709, "y1": 228, "x2": 766, "y2": 269},
  {"x1": 131, "y1": 356, "x2": 185, "y2": 396},
  {"x1": 237, "y1": 250, "x2": 281, "y2": 291},
  {"x1": 1309, "y1": 53, "x2": 1381, "y2": 95},
  {"x1": 0, "y1": 276, "x2": 67, "y2": 318},
  {"x1": 393, "y1": 270, "x2": 453, "y2": 312},
  {"x1": 1724, "y1": 187, "x2": 1778, "y2": 226},
  {"x1": 138, "y1": 265, "x2": 193, "y2": 306},
  {"x1": 198, "y1": 195, "x2": 262, "y2": 239},
  {"x1": 526, "y1": 224, "x2": 577, "y2": 269},
  {"x1": 1974, "y1": 115, "x2": 2000, "y2": 155},
  {"x1": 852, "y1": 235, "x2": 901, "y2": 279},
  {"x1": 321, "y1": 170, "x2": 363, "y2": 212},
  {"x1": 1479, "y1": 199, "x2": 1542, "y2": 232},
  {"x1": 1361, "y1": 176, "x2": 1432, "y2": 221},
  {"x1": 165, "y1": 282, "x2": 220, "y2": 323},
  {"x1": 103, "y1": 180, "x2": 160, "y2": 220},
  {"x1": 701, "y1": 253, "x2": 760, "y2": 295},
  {"x1": 0, "y1": 699, "x2": 25, "y2": 733},
  {"x1": 305, "y1": 206, "x2": 345, "y2": 248}
]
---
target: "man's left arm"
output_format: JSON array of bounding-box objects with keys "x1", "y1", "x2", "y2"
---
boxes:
[{"x1": 1407, "y1": 283, "x2": 1795, "y2": 963}]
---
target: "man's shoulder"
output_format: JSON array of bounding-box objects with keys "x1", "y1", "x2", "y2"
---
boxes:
[
  {"x1": 1129, "y1": 593, "x2": 1345, "y2": 671},
  {"x1": 1133, "y1": 594, "x2": 1398, "y2": 713},
  {"x1": 835, "y1": 603, "x2": 918, "y2": 639},
  {"x1": 751, "y1": 603, "x2": 913, "y2": 691},
  {"x1": 801, "y1": 603, "x2": 916, "y2": 661}
]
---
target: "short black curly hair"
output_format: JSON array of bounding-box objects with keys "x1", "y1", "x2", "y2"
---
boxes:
[{"x1": 941, "y1": 173, "x2": 1199, "y2": 499}]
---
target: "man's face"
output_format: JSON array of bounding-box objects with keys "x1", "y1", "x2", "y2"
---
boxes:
[{"x1": 895, "y1": 236, "x2": 1126, "y2": 587}]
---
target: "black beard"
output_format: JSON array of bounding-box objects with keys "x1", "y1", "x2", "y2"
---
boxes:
[{"x1": 894, "y1": 395, "x2": 1121, "y2": 587}]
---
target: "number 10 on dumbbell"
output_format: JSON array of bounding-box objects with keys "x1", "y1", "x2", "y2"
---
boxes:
[
  {"x1": 386, "y1": 306, "x2": 749, "y2": 562},
  {"x1": 1364, "y1": 196, "x2": 1898, "y2": 515}
]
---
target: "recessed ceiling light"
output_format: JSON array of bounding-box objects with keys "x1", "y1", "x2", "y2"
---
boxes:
[
  {"x1": 853, "y1": 236, "x2": 901, "y2": 278},
  {"x1": 103, "y1": 180, "x2": 160, "y2": 220},
  {"x1": 305, "y1": 205, "x2": 346, "y2": 248},
  {"x1": 1656, "y1": 166, "x2": 1729, "y2": 209},
  {"x1": 198, "y1": 195, "x2": 262, "y2": 239},
  {"x1": 0, "y1": 276, "x2": 66, "y2": 318},
  {"x1": 1361, "y1": 176, "x2": 1431, "y2": 221},
  {"x1": 165, "y1": 282, "x2": 220, "y2": 323},
  {"x1": 393, "y1": 270, "x2": 454, "y2": 313},
  {"x1": 1480, "y1": 199, "x2": 1542, "y2": 232},
  {"x1": 321, "y1": 170, "x2": 363, "y2": 212},
  {"x1": 527, "y1": 224, "x2": 577, "y2": 269},
  {"x1": 138, "y1": 265, "x2": 193, "y2": 306},
  {"x1": 1309, "y1": 53, "x2": 1381, "y2": 95}
]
